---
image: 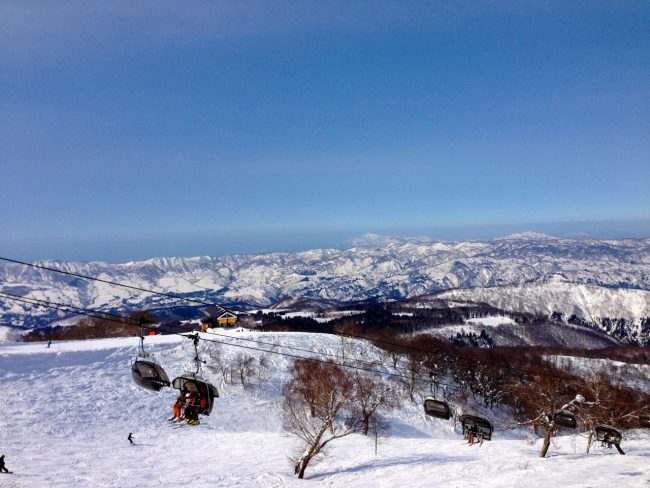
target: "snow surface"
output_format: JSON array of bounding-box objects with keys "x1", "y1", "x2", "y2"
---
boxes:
[
  {"x1": 465, "y1": 316, "x2": 517, "y2": 327},
  {"x1": 270, "y1": 310, "x2": 362, "y2": 323},
  {"x1": 1, "y1": 332, "x2": 649, "y2": 487},
  {"x1": 412, "y1": 316, "x2": 519, "y2": 343}
]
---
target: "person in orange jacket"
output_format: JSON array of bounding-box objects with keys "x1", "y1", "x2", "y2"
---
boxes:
[{"x1": 169, "y1": 388, "x2": 188, "y2": 421}]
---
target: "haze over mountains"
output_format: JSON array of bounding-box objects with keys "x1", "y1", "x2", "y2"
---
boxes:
[{"x1": 1, "y1": 233, "x2": 649, "y2": 344}]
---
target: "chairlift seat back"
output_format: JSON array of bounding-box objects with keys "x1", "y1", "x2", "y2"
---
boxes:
[
  {"x1": 595, "y1": 424, "x2": 622, "y2": 445},
  {"x1": 459, "y1": 414, "x2": 493, "y2": 440},
  {"x1": 423, "y1": 397, "x2": 451, "y2": 420},
  {"x1": 131, "y1": 357, "x2": 170, "y2": 392},
  {"x1": 554, "y1": 410, "x2": 577, "y2": 429}
]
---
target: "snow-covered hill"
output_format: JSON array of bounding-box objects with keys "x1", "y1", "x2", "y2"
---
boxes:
[
  {"x1": 416, "y1": 314, "x2": 621, "y2": 349},
  {"x1": 0, "y1": 331, "x2": 648, "y2": 487},
  {"x1": 435, "y1": 281, "x2": 650, "y2": 345},
  {"x1": 1, "y1": 234, "x2": 649, "y2": 342}
]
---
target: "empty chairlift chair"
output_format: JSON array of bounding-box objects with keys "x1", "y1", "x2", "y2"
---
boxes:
[
  {"x1": 553, "y1": 409, "x2": 578, "y2": 429},
  {"x1": 131, "y1": 318, "x2": 171, "y2": 392},
  {"x1": 423, "y1": 397, "x2": 451, "y2": 420},
  {"x1": 132, "y1": 355, "x2": 171, "y2": 392},
  {"x1": 459, "y1": 414, "x2": 493, "y2": 443},
  {"x1": 594, "y1": 424, "x2": 624, "y2": 455}
]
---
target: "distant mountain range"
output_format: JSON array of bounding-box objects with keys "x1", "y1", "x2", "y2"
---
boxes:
[{"x1": 1, "y1": 233, "x2": 649, "y2": 344}]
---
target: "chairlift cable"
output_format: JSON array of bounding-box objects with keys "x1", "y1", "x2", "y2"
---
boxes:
[
  {"x1": 0, "y1": 291, "x2": 416, "y2": 376},
  {"x1": 0, "y1": 292, "x2": 456, "y2": 387},
  {"x1": 0, "y1": 256, "x2": 231, "y2": 313},
  {"x1": 0, "y1": 254, "x2": 565, "y2": 378},
  {"x1": 1, "y1": 258, "x2": 648, "y2": 398},
  {"x1": 2, "y1": 291, "x2": 649, "y2": 405},
  {"x1": 3, "y1": 291, "x2": 647, "y2": 411},
  {"x1": 0, "y1": 255, "x2": 633, "y2": 383}
]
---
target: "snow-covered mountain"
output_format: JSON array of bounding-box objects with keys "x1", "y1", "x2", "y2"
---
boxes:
[
  {"x1": 434, "y1": 281, "x2": 650, "y2": 345},
  {"x1": 1, "y1": 234, "x2": 649, "y2": 343}
]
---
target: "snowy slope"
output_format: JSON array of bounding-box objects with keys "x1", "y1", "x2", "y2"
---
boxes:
[
  {"x1": 412, "y1": 316, "x2": 620, "y2": 349},
  {"x1": 546, "y1": 355, "x2": 650, "y2": 392},
  {"x1": 0, "y1": 332, "x2": 649, "y2": 487},
  {"x1": 436, "y1": 281, "x2": 650, "y2": 345}
]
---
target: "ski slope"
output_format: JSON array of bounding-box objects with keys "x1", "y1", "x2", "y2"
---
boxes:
[{"x1": 0, "y1": 331, "x2": 649, "y2": 487}]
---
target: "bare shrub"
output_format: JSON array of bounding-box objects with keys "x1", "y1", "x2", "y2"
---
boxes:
[{"x1": 283, "y1": 359, "x2": 357, "y2": 479}]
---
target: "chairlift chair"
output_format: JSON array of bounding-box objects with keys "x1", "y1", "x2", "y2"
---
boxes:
[
  {"x1": 132, "y1": 355, "x2": 171, "y2": 392},
  {"x1": 172, "y1": 373, "x2": 219, "y2": 416},
  {"x1": 171, "y1": 333, "x2": 219, "y2": 416},
  {"x1": 423, "y1": 397, "x2": 452, "y2": 420},
  {"x1": 131, "y1": 318, "x2": 171, "y2": 392},
  {"x1": 553, "y1": 409, "x2": 578, "y2": 429},
  {"x1": 459, "y1": 414, "x2": 493, "y2": 441},
  {"x1": 594, "y1": 425, "x2": 622, "y2": 445},
  {"x1": 594, "y1": 424, "x2": 625, "y2": 455}
]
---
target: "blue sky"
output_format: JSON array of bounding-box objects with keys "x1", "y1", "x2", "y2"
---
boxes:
[{"x1": 1, "y1": 1, "x2": 649, "y2": 261}]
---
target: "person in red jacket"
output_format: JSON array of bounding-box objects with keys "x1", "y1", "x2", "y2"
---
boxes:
[{"x1": 184, "y1": 391, "x2": 200, "y2": 425}]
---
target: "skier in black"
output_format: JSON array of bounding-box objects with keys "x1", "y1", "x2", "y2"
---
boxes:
[
  {"x1": 0, "y1": 454, "x2": 10, "y2": 473},
  {"x1": 127, "y1": 433, "x2": 134, "y2": 444}
]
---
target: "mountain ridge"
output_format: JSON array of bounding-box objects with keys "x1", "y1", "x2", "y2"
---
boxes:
[{"x1": 1, "y1": 234, "x2": 649, "y2": 343}]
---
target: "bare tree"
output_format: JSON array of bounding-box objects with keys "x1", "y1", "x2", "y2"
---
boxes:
[
  {"x1": 257, "y1": 354, "x2": 271, "y2": 383},
  {"x1": 337, "y1": 334, "x2": 350, "y2": 363},
  {"x1": 580, "y1": 371, "x2": 648, "y2": 454},
  {"x1": 233, "y1": 353, "x2": 256, "y2": 386},
  {"x1": 283, "y1": 359, "x2": 357, "y2": 479},
  {"x1": 288, "y1": 358, "x2": 321, "y2": 417},
  {"x1": 383, "y1": 349, "x2": 402, "y2": 370},
  {"x1": 468, "y1": 362, "x2": 506, "y2": 409},
  {"x1": 351, "y1": 372, "x2": 394, "y2": 436},
  {"x1": 368, "y1": 412, "x2": 390, "y2": 455},
  {"x1": 206, "y1": 344, "x2": 230, "y2": 383},
  {"x1": 404, "y1": 354, "x2": 425, "y2": 401},
  {"x1": 513, "y1": 372, "x2": 582, "y2": 458}
]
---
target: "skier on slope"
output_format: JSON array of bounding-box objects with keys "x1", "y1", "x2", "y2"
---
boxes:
[
  {"x1": 128, "y1": 433, "x2": 134, "y2": 444},
  {"x1": 0, "y1": 454, "x2": 11, "y2": 473}
]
